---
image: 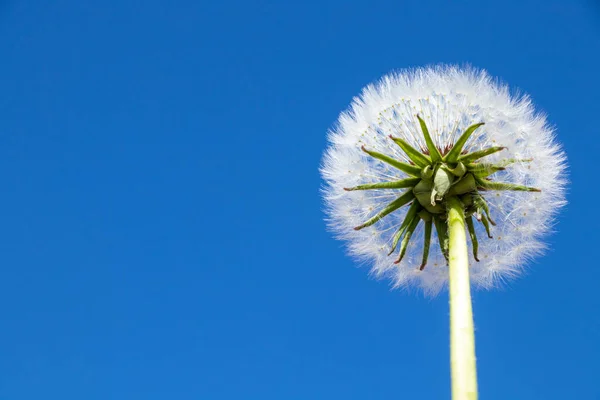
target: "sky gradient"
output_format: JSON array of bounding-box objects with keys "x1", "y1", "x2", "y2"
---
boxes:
[{"x1": 0, "y1": 1, "x2": 599, "y2": 399}]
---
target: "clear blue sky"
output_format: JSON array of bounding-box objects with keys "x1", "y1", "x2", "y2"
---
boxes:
[{"x1": 0, "y1": 1, "x2": 598, "y2": 399}]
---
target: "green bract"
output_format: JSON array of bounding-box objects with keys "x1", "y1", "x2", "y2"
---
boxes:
[{"x1": 345, "y1": 116, "x2": 540, "y2": 270}]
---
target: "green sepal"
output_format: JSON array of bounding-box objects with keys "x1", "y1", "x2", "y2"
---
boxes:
[
  {"x1": 468, "y1": 157, "x2": 532, "y2": 177},
  {"x1": 468, "y1": 163, "x2": 505, "y2": 178},
  {"x1": 464, "y1": 206, "x2": 477, "y2": 218},
  {"x1": 432, "y1": 167, "x2": 454, "y2": 205},
  {"x1": 475, "y1": 176, "x2": 541, "y2": 192},
  {"x1": 389, "y1": 136, "x2": 432, "y2": 168},
  {"x1": 361, "y1": 146, "x2": 422, "y2": 177},
  {"x1": 497, "y1": 158, "x2": 533, "y2": 167},
  {"x1": 421, "y1": 165, "x2": 434, "y2": 180},
  {"x1": 354, "y1": 190, "x2": 415, "y2": 230},
  {"x1": 418, "y1": 209, "x2": 432, "y2": 221},
  {"x1": 480, "y1": 213, "x2": 493, "y2": 238},
  {"x1": 433, "y1": 215, "x2": 449, "y2": 262},
  {"x1": 444, "y1": 122, "x2": 485, "y2": 163},
  {"x1": 465, "y1": 216, "x2": 480, "y2": 262},
  {"x1": 344, "y1": 177, "x2": 420, "y2": 191},
  {"x1": 445, "y1": 162, "x2": 467, "y2": 178},
  {"x1": 394, "y1": 216, "x2": 420, "y2": 264},
  {"x1": 416, "y1": 115, "x2": 442, "y2": 162},
  {"x1": 447, "y1": 173, "x2": 477, "y2": 196},
  {"x1": 413, "y1": 180, "x2": 444, "y2": 214},
  {"x1": 419, "y1": 219, "x2": 433, "y2": 270},
  {"x1": 460, "y1": 194, "x2": 473, "y2": 207},
  {"x1": 458, "y1": 146, "x2": 506, "y2": 163},
  {"x1": 388, "y1": 201, "x2": 421, "y2": 255},
  {"x1": 473, "y1": 194, "x2": 496, "y2": 225}
]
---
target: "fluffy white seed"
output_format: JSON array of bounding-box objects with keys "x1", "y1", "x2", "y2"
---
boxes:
[{"x1": 321, "y1": 65, "x2": 567, "y2": 294}]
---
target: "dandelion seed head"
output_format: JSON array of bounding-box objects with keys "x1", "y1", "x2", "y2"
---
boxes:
[{"x1": 321, "y1": 65, "x2": 567, "y2": 294}]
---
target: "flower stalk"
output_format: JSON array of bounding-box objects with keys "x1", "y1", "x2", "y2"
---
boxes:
[{"x1": 447, "y1": 197, "x2": 478, "y2": 400}]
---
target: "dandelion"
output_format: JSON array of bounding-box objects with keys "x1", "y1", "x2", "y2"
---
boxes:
[{"x1": 320, "y1": 65, "x2": 567, "y2": 399}]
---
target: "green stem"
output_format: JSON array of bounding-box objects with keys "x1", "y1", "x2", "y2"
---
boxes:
[{"x1": 447, "y1": 197, "x2": 478, "y2": 400}]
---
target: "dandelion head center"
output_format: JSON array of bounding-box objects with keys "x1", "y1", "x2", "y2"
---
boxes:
[{"x1": 347, "y1": 115, "x2": 540, "y2": 270}]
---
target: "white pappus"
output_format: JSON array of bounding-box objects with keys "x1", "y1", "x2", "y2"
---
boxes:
[{"x1": 321, "y1": 65, "x2": 567, "y2": 294}]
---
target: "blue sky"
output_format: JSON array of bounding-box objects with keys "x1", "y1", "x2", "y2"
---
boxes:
[{"x1": 0, "y1": 0, "x2": 598, "y2": 399}]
